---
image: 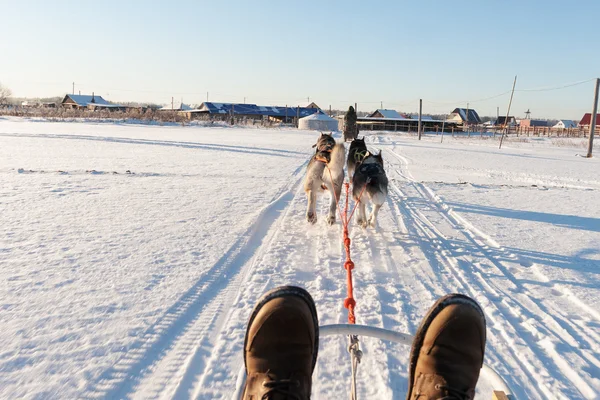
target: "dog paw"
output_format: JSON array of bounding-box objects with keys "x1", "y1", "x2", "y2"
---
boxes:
[
  {"x1": 327, "y1": 215, "x2": 336, "y2": 225},
  {"x1": 356, "y1": 218, "x2": 366, "y2": 228},
  {"x1": 307, "y1": 212, "x2": 317, "y2": 224}
]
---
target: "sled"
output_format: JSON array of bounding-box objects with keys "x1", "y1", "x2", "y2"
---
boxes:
[
  {"x1": 232, "y1": 154, "x2": 515, "y2": 399},
  {"x1": 233, "y1": 323, "x2": 514, "y2": 399}
]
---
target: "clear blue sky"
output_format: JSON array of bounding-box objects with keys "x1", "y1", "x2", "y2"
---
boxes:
[{"x1": 1, "y1": 0, "x2": 598, "y2": 119}]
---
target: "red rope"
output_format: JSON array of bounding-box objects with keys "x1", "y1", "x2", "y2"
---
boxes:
[{"x1": 324, "y1": 166, "x2": 369, "y2": 325}]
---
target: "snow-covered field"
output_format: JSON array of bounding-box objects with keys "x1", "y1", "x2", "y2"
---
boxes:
[{"x1": 1, "y1": 118, "x2": 599, "y2": 399}]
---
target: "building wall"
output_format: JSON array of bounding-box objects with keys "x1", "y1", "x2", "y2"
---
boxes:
[
  {"x1": 62, "y1": 98, "x2": 81, "y2": 109},
  {"x1": 448, "y1": 114, "x2": 463, "y2": 123}
]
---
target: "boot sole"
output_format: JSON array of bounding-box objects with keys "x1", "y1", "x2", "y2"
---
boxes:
[
  {"x1": 243, "y1": 285, "x2": 319, "y2": 373},
  {"x1": 406, "y1": 293, "x2": 485, "y2": 400}
]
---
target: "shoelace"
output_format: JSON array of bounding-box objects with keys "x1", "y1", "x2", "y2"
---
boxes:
[
  {"x1": 435, "y1": 383, "x2": 472, "y2": 400},
  {"x1": 261, "y1": 379, "x2": 301, "y2": 400}
]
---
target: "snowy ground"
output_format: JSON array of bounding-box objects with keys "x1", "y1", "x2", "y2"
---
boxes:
[{"x1": 1, "y1": 118, "x2": 599, "y2": 399}]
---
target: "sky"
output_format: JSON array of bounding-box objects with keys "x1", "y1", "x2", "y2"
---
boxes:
[{"x1": 1, "y1": 0, "x2": 599, "y2": 119}]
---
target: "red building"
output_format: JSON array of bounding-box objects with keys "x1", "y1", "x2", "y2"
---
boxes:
[{"x1": 579, "y1": 113, "x2": 600, "y2": 127}]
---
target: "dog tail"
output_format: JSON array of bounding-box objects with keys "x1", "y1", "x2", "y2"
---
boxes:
[
  {"x1": 329, "y1": 143, "x2": 346, "y2": 172},
  {"x1": 329, "y1": 142, "x2": 346, "y2": 181}
]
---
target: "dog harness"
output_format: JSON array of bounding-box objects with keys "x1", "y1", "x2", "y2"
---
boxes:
[
  {"x1": 358, "y1": 162, "x2": 383, "y2": 176},
  {"x1": 313, "y1": 144, "x2": 333, "y2": 164},
  {"x1": 353, "y1": 150, "x2": 369, "y2": 163}
]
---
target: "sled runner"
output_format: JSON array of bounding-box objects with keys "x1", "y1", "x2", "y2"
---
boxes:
[
  {"x1": 233, "y1": 322, "x2": 514, "y2": 399},
  {"x1": 319, "y1": 323, "x2": 514, "y2": 399}
]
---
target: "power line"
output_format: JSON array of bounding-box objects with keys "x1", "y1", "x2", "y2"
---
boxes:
[
  {"x1": 420, "y1": 78, "x2": 596, "y2": 108},
  {"x1": 12, "y1": 76, "x2": 598, "y2": 110},
  {"x1": 516, "y1": 78, "x2": 596, "y2": 92}
]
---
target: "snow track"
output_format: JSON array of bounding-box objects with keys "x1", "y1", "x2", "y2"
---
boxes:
[
  {"x1": 90, "y1": 136, "x2": 599, "y2": 399},
  {"x1": 2, "y1": 122, "x2": 598, "y2": 399},
  {"x1": 381, "y1": 144, "x2": 599, "y2": 399},
  {"x1": 87, "y1": 163, "x2": 308, "y2": 400}
]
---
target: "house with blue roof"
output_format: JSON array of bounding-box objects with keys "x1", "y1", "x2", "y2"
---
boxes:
[
  {"x1": 553, "y1": 119, "x2": 577, "y2": 129},
  {"x1": 191, "y1": 102, "x2": 321, "y2": 123},
  {"x1": 448, "y1": 108, "x2": 482, "y2": 125}
]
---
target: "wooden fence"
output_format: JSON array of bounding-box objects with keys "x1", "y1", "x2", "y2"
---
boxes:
[{"x1": 429, "y1": 125, "x2": 590, "y2": 138}]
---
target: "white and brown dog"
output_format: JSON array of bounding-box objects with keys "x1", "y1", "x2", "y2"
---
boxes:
[{"x1": 304, "y1": 133, "x2": 345, "y2": 225}]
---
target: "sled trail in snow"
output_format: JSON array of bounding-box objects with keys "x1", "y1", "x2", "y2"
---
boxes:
[
  {"x1": 3, "y1": 122, "x2": 598, "y2": 400},
  {"x1": 87, "y1": 164, "x2": 307, "y2": 400},
  {"x1": 381, "y1": 142, "x2": 599, "y2": 399},
  {"x1": 121, "y1": 137, "x2": 597, "y2": 400}
]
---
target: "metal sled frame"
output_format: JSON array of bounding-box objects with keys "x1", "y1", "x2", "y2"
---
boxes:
[{"x1": 234, "y1": 324, "x2": 514, "y2": 399}]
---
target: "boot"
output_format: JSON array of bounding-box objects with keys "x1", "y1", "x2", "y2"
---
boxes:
[
  {"x1": 243, "y1": 286, "x2": 319, "y2": 400},
  {"x1": 406, "y1": 294, "x2": 486, "y2": 400}
]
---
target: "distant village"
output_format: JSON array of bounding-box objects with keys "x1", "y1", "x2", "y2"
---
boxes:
[{"x1": 2, "y1": 92, "x2": 599, "y2": 135}]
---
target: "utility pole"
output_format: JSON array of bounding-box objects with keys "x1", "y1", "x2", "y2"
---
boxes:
[
  {"x1": 418, "y1": 99, "x2": 423, "y2": 140},
  {"x1": 307, "y1": 97, "x2": 310, "y2": 104},
  {"x1": 499, "y1": 75, "x2": 518, "y2": 149},
  {"x1": 354, "y1": 102, "x2": 357, "y2": 115},
  {"x1": 466, "y1": 102, "x2": 470, "y2": 137},
  {"x1": 206, "y1": 92, "x2": 209, "y2": 102},
  {"x1": 329, "y1": 104, "x2": 332, "y2": 116},
  {"x1": 244, "y1": 97, "x2": 246, "y2": 104},
  {"x1": 380, "y1": 101, "x2": 383, "y2": 109},
  {"x1": 441, "y1": 114, "x2": 446, "y2": 143},
  {"x1": 72, "y1": 82, "x2": 75, "y2": 95},
  {"x1": 171, "y1": 97, "x2": 174, "y2": 110},
  {"x1": 587, "y1": 78, "x2": 599, "y2": 158}
]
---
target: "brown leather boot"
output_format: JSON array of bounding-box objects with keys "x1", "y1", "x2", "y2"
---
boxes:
[
  {"x1": 243, "y1": 286, "x2": 319, "y2": 400},
  {"x1": 406, "y1": 294, "x2": 486, "y2": 400}
]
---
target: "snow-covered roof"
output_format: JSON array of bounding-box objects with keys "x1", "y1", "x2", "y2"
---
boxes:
[
  {"x1": 299, "y1": 112, "x2": 336, "y2": 122},
  {"x1": 63, "y1": 94, "x2": 112, "y2": 107},
  {"x1": 159, "y1": 103, "x2": 193, "y2": 111},
  {"x1": 198, "y1": 102, "x2": 320, "y2": 118},
  {"x1": 369, "y1": 109, "x2": 405, "y2": 119}
]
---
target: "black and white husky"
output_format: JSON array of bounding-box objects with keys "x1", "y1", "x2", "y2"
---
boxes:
[
  {"x1": 352, "y1": 151, "x2": 388, "y2": 228},
  {"x1": 304, "y1": 133, "x2": 346, "y2": 225},
  {"x1": 347, "y1": 137, "x2": 368, "y2": 180}
]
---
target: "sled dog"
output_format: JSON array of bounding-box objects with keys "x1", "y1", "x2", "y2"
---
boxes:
[
  {"x1": 347, "y1": 137, "x2": 368, "y2": 180},
  {"x1": 352, "y1": 151, "x2": 388, "y2": 228},
  {"x1": 304, "y1": 133, "x2": 346, "y2": 225}
]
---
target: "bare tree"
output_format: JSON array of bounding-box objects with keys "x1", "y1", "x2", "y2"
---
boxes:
[{"x1": 0, "y1": 83, "x2": 12, "y2": 104}]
